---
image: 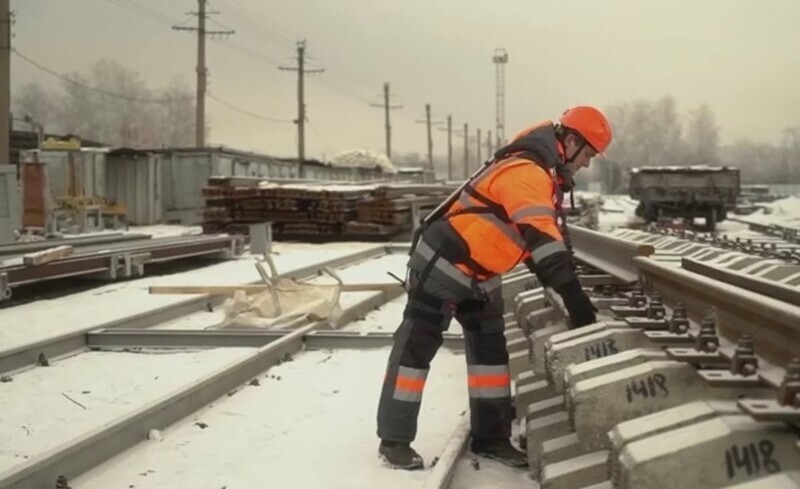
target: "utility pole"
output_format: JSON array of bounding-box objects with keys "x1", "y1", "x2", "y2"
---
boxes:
[
  {"x1": 280, "y1": 40, "x2": 324, "y2": 176},
  {"x1": 463, "y1": 122, "x2": 469, "y2": 178},
  {"x1": 415, "y1": 104, "x2": 441, "y2": 171},
  {"x1": 0, "y1": 0, "x2": 10, "y2": 164},
  {"x1": 493, "y1": 48, "x2": 509, "y2": 148},
  {"x1": 446, "y1": 115, "x2": 453, "y2": 180},
  {"x1": 173, "y1": 0, "x2": 235, "y2": 148},
  {"x1": 476, "y1": 127, "x2": 482, "y2": 166},
  {"x1": 370, "y1": 83, "x2": 402, "y2": 160},
  {"x1": 487, "y1": 129, "x2": 493, "y2": 159},
  {"x1": 436, "y1": 114, "x2": 453, "y2": 180},
  {"x1": 454, "y1": 123, "x2": 476, "y2": 179}
]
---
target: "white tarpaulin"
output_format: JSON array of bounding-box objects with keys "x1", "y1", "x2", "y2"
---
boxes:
[{"x1": 218, "y1": 260, "x2": 344, "y2": 329}]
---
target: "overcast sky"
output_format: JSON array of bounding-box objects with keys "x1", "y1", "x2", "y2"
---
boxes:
[{"x1": 10, "y1": 0, "x2": 800, "y2": 160}]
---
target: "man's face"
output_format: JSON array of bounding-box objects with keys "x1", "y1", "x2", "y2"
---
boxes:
[{"x1": 564, "y1": 134, "x2": 597, "y2": 174}]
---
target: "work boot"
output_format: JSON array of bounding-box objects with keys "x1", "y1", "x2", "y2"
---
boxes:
[
  {"x1": 471, "y1": 438, "x2": 529, "y2": 469},
  {"x1": 378, "y1": 440, "x2": 424, "y2": 470}
]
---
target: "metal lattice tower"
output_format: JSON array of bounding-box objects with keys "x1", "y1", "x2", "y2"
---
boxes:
[{"x1": 492, "y1": 48, "x2": 508, "y2": 148}]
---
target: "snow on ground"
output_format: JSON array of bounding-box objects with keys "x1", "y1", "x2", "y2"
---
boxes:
[
  {"x1": 75, "y1": 347, "x2": 469, "y2": 489},
  {"x1": 340, "y1": 296, "x2": 407, "y2": 333},
  {"x1": 125, "y1": 224, "x2": 204, "y2": 238},
  {"x1": 737, "y1": 196, "x2": 800, "y2": 229},
  {"x1": 597, "y1": 195, "x2": 641, "y2": 231},
  {"x1": 0, "y1": 348, "x2": 253, "y2": 473},
  {"x1": 60, "y1": 225, "x2": 203, "y2": 240},
  {"x1": 451, "y1": 456, "x2": 536, "y2": 488},
  {"x1": 0, "y1": 242, "x2": 381, "y2": 353}
]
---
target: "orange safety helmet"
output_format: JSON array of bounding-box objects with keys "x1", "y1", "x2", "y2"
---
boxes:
[{"x1": 559, "y1": 106, "x2": 613, "y2": 155}]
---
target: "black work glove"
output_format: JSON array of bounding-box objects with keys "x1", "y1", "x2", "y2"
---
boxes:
[{"x1": 555, "y1": 279, "x2": 596, "y2": 329}]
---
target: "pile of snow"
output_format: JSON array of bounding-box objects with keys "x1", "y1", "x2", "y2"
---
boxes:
[
  {"x1": 745, "y1": 196, "x2": 800, "y2": 227},
  {"x1": 331, "y1": 149, "x2": 397, "y2": 174}
]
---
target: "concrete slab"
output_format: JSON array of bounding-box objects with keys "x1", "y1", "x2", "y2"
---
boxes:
[
  {"x1": 607, "y1": 400, "x2": 742, "y2": 485},
  {"x1": 541, "y1": 450, "x2": 609, "y2": 489},
  {"x1": 526, "y1": 396, "x2": 566, "y2": 421},
  {"x1": 575, "y1": 482, "x2": 614, "y2": 489},
  {"x1": 502, "y1": 274, "x2": 538, "y2": 301},
  {"x1": 532, "y1": 325, "x2": 569, "y2": 376},
  {"x1": 506, "y1": 336, "x2": 529, "y2": 355},
  {"x1": 546, "y1": 321, "x2": 629, "y2": 346},
  {"x1": 569, "y1": 361, "x2": 710, "y2": 451},
  {"x1": 509, "y1": 349, "x2": 532, "y2": 381},
  {"x1": 525, "y1": 307, "x2": 561, "y2": 333},
  {"x1": 539, "y1": 433, "x2": 590, "y2": 469},
  {"x1": 516, "y1": 292, "x2": 548, "y2": 325},
  {"x1": 515, "y1": 379, "x2": 557, "y2": 421},
  {"x1": 504, "y1": 326, "x2": 525, "y2": 343},
  {"x1": 721, "y1": 471, "x2": 800, "y2": 488},
  {"x1": 515, "y1": 370, "x2": 541, "y2": 390},
  {"x1": 618, "y1": 416, "x2": 800, "y2": 489},
  {"x1": 564, "y1": 349, "x2": 666, "y2": 388},
  {"x1": 547, "y1": 329, "x2": 654, "y2": 391},
  {"x1": 526, "y1": 411, "x2": 572, "y2": 470}
]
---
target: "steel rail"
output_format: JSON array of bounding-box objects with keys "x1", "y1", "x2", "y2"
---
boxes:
[
  {"x1": 682, "y1": 257, "x2": 800, "y2": 305},
  {"x1": 0, "y1": 245, "x2": 394, "y2": 375},
  {"x1": 0, "y1": 288, "x2": 401, "y2": 489},
  {"x1": 570, "y1": 226, "x2": 655, "y2": 284},
  {"x1": 635, "y1": 256, "x2": 800, "y2": 368},
  {"x1": 0, "y1": 235, "x2": 243, "y2": 295},
  {"x1": 0, "y1": 233, "x2": 151, "y2": 258},
  {"x1": 86, "y1": 328, "x2": 466, "y2": 351}
]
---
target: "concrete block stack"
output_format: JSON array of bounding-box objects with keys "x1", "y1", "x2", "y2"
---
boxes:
[{"x1": 497, "y1": 270, "x2": 800, "y2": 489}]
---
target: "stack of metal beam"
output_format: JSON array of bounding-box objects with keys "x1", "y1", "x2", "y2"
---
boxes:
[{"x1": 201, "y1": 177, "x2": 453, "y2": 241}]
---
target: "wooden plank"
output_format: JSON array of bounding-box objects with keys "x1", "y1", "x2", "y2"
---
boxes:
[{"x1": 148, "y1": 283, "x2": 405, "y2": 295}]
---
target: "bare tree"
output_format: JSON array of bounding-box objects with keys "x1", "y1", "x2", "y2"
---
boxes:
[
  {"x1": 155, "y1": 78, "x2": 196, "y2": 147},
  {"x1": 685, "y1": 104, "x2": 720, "y2": 165},
  {"x1": 603, "y1": 95, "x2": 684, "y2": 167},
  {"x1": 782, "y1": 127, "x2": 800, "y2": 181},
  {"x1": 719, "y1": 139, "x2": 783, "y2": 183},
  {"x1": 20, "y1": 58, "x2": 197, "y2": 148},
  {"x1": 12, "y1": 82, "x2": 58, "y2": 129}
]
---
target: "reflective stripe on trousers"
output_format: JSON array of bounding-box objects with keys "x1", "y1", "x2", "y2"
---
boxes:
[
  {"x1": 467, "y1": 364, "x2": 511, "y2": 399},
  {"x1": 393, "y1": 366, "x2": 428, "y2": 402}
]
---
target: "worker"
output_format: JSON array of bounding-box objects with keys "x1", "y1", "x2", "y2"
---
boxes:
[{"x1": 376, "y1": 106, "x2": 613, "y2": 470}]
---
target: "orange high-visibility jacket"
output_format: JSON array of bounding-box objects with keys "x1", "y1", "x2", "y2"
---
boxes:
[{"x1": 443, "y1": 121, "x2": 573, "y2": 286}]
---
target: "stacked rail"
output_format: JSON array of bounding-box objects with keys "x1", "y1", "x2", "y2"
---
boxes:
[
  {"x1": 0, "y1": 234, "x2": 244, "y2": 302},
  {"x1": 201, "y1": 176, "x2": 449, "y2": 241}
]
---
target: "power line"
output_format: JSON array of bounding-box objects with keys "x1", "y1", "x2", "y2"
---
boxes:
[
  {"x1": 307, "y1": 119, "x2": 334, "y2": 157},
  {"x1": 12, "y1": 48, "x2": 193, "y2": 103},
  {"x1": 218, "y1": 0, "x2": 296, "y2": 48},
  {"x1": 206, "y1": 91, "x2": 293, "y2": 123},
  {"x1": 101, "y1": 0, "x2": 179, "y2": 26}
]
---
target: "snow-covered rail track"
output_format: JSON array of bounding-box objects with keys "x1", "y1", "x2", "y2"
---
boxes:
[
  {"x1": 0, "y1": 244, "x2": 433, "y2": 489},
  {"x1": 0, "y1": 245, "x2": 390, "y2": 375}
]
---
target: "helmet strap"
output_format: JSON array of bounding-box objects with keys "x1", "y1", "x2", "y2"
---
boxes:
[{"x1": 564, "y1": 140, "x2": 586, "y2": 165}]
